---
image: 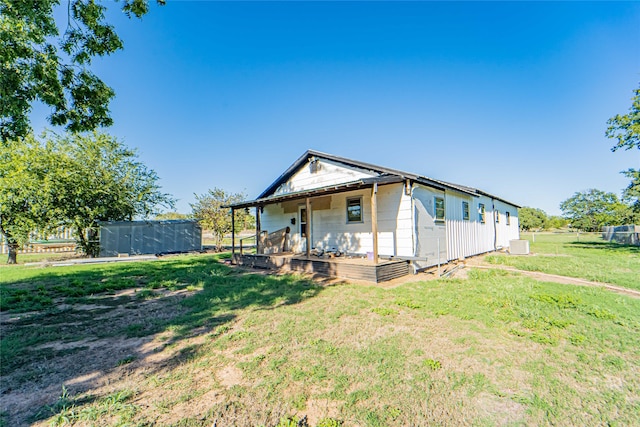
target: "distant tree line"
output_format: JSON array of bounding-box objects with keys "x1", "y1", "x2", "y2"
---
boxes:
[
  {"x1": 517, "y1": 207, "x2": 568, "y2": 232},
  {"x1": 521, "y1": 189, "x2": 637, "y2": 233}
]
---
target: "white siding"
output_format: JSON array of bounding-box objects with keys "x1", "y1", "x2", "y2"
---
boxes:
[
  {"x1": 444, "y1": 193, "x2": 522, "y2": 260},
  {"x1": 260, "y1": 204, "x2": 299, "y2": 250},
  {"x1": 260, "y1": 183, "x2": 413, "y2": 257},
  {"x1": 259, "y1": 155, "x2": 521, "y2": 263},
  {"x1": 273, "y1": 158, "x2": 377, "y2": 196},
  {"x1": 493, "y1": 200, "x2": 520, "y2": 248},
  {"x1": 444, "y1": 192, "x2": 478, "y2": 261},
  {"x1": 375, "y1": 183, "x2": 414, "y2": 257},
  {"x1": 471, "y1": 194, "x2": 497, "y2": 255},
  {"x1": 312, "y1": 189, "x2": 373, "y2": 255}
]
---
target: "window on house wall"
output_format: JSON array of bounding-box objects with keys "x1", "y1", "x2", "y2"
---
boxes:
[
  {"x1": 434, "y1": 197, "x2": 445, "y2": 222},
  {"x1": 346, "y1": 197, "x2": 362, "y2": 223},
  {"x1": 506, "y1": 211, "x2": 511, "y2": 225},
  {"x1": 478, "y1": 203, "x2": 486, "y2": 223},
  {"x1": 496, "y1": 210, "x2": 500, "y2": 223},
  {"x1": 462, "y1": 201, "x2": 470, "y2": 220}
]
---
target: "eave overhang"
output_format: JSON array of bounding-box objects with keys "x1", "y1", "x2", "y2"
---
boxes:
[{"x1": 228, "y1": 176, "x2": 404, "y2": 209}]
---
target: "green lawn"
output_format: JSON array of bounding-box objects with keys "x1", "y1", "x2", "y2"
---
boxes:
[
  {"x1": 485, "y1": 232, "x2": 640, "y2": 291},
  {"x1": 1, "y1": 252, "x2": 639, "y2": 427}
]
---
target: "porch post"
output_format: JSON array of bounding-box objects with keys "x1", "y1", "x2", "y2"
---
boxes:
[
  {"x1": 371, "y1": 183, "x2": 379, "y2": 264},
  {"x1": 255, "y1": 206, "x2": 261, "y2": 254},
  {"x1": 231, "y1": 208, "x2": 235, "y2": 260},
  {"x1": 306, "y1": 197, "x2": 311, "y2": 258}
]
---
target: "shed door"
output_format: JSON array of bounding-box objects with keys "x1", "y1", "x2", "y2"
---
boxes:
[{"x1": 117, "y1": 227, "x2": 132, "y2": 255}]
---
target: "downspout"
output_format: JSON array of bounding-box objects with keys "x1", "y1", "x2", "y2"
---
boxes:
[
  {"x1": 443, "y1": 188, "x2": 447, "y2": 262},
  {"x1": 492, "y1": 198, "x2": 497, "y2": 252},
  {"x1": 409, "y1": 180, "x2": 416, "y2": 258}
]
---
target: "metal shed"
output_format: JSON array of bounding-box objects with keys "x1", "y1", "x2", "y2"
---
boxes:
[{"x1": 98, "y1": 220, "x2": 202, "y2": 257}]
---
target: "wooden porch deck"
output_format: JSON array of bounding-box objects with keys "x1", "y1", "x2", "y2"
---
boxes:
[{"x1": 233, "y1": 253, "x2": 411, "y2": 283}]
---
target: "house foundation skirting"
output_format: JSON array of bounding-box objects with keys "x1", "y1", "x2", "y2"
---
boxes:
[{"x1": 233, "y1": 253, "x2": 410, "y2": 283}]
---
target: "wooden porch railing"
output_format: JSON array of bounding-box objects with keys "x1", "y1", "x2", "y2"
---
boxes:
[
  {"x1": 239, "y1": 235, "x2": 257, "y2": 255},
  {"x1": 258, "y1": 227, "x2": 291, "y2": 255}
]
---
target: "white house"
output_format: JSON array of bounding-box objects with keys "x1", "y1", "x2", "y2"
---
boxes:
[{"x1": 230, "y1": 150, "x2": 520, "y2": 280}]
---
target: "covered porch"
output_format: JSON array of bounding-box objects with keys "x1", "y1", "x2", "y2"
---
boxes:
[{"x1": 228, "y1": 176, "x2": 412, "y2": 283}]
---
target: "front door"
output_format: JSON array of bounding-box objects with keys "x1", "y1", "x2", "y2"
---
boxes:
[{"x1": 299, "y1": 205, "x2": 308, "y2": 252}]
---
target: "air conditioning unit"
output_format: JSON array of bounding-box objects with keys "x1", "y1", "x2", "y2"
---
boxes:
[{"x1": 509, "y1": 239, "x2": 530, "y2": 255}]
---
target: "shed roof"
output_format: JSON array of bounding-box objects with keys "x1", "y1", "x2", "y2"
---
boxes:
[
  {"x1": 230, "y1": 150, "x2": 520, "y2": 208},
  {"x1": 98, "y1": 219, "x2": 199, "y2": 226}
]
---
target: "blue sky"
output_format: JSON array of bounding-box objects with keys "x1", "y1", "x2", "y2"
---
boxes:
[{"x1": 35, "y1": 1, "x2": 640, "y2": 216}]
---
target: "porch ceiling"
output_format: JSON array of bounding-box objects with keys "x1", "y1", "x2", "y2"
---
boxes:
[{"x1": 227, "y1": 175, "x2": 404, "y2": 209}]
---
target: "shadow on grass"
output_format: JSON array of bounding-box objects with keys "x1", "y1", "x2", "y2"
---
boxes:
[
  {"x1": 566, "y1": 240, "x2": 640, "y2": 253},
  {"x1": 0, "y1": 254, "x2": 324, "y2": 426}
]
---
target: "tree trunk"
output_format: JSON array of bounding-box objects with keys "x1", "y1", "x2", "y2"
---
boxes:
[
  {"x1": 7, "y1": 241, "x2": 18, "y2": 264},
  {"x1": 74, "y1": 225, "x2": 99, "y2": 257},
  {"x1": 75, "y1": 226, "x2": 89, "y2": 257},
  {"x1": 86, "y1": 228, "x2": 99, "y2": 257}
]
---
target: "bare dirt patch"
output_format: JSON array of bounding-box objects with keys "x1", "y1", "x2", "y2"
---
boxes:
[{"x1": 0, "y1": 289, "x2": 195, "y2": 427}]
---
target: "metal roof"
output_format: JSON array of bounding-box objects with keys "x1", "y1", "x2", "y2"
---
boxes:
[
  {"x1": 97, "y1": 219, "x2": 199, "y2": 226},
  {"x1": 229, "y1": 176, "x2": 403, "y2": 209},
  {"x1": 231, "y1": 150, "x2": 521, "y2": 208}
]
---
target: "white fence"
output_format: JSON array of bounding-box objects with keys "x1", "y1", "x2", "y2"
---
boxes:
[{"x1": 0, "y1": 227, "x2": 77, "y2": 255}]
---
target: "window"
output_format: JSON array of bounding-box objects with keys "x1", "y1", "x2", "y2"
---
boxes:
[
  {"x1": 346, "y1": 197, "x2": 362, "y2": 223},
  {"x1": 434, "y1": 197, "x2": 445, "y2": 222},
  {"x1": 462, "y1": 201, "x2": 470, "y2": 221},
  {"x1": 496, "y1": 210, "x2": 500, "y2": 223},
  {"x1": 506, "y1": 211, "x2": 511, "y2": 225},
  {"x1": 478, "y1": 203, "x2": 486, "y2": 223}
]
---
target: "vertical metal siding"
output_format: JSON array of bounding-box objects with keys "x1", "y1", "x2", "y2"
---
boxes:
[
  {"x1": 99, "y1": 220, "x2": 202, "y2": 257},
  {"x1": 444, "y1": 194, "x2": 519, "y2": 260},
  {"x1": 445, "y1": 192, "x2": 477, "y2": 260}
]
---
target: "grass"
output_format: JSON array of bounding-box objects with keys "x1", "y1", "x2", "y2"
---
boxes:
[
  {"x1": 1, "y1": 249, "x2": 639, "y2": 426},
  {"x1": 485, "y1": 232, "x2": 640, "y2": 290}
]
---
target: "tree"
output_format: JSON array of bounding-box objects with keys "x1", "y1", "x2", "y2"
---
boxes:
[
  {"x1": 606, "y1": 83, "x2": 640, "y2": 152},
  {"x1": 545, "y1": 216, "x2": 569, "y2": 230},
  {"x1": 0, "y1": 135, "x2": 60, "y2": 263},
  {"x1": 560, "y1": 189, "x2": 630, "y2": 232},
  {"x1": 606, "y1": 83, "x2": 640, "y2": 223},
  {"x1": 155, "y1": 212, "x2": 190, "y2": 220},
  {"x1": 0, "y1": 131, "x2": 174, "y2": 262},
  {"x1": 191, "y1": 189, "x2": 252, "y2": 250},
  {"x1": 621, "y1": 169, "x2": 640, "y2": 222},
  {"x1": 518, "y1": 207, "x2": 548, "y2": 231},
  {"x1": 0, "y1": 0, "x2": 164, "y2": 143},
  {"x1": 53, "y1": 131, "x2": 174, "y2": 256}
]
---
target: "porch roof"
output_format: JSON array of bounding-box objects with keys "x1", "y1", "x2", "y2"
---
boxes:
[{"x1": 227, "y1": 175, "x2": 405, "y2": 209}]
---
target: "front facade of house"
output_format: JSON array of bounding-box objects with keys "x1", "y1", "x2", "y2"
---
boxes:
[{"x1": 231, "y1": 150, "x2": 520, "y2": 270}]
